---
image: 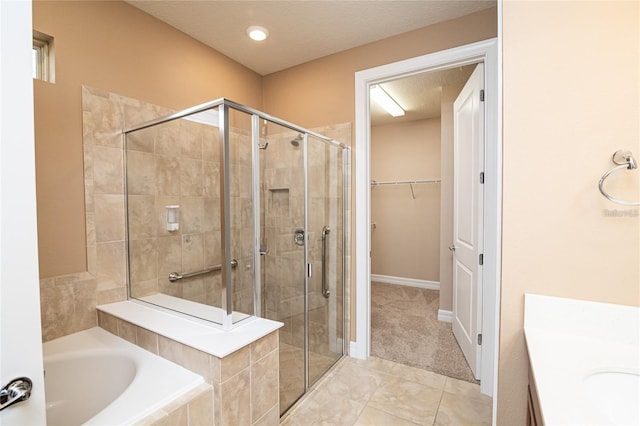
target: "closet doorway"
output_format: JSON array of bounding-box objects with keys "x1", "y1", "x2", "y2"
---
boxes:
[
  {"x1": 368, "y1": 64, "x2": 479, "y2": 383},
  {"x1": 354, "y1": 39, "x2": 501, "y2": 399}
]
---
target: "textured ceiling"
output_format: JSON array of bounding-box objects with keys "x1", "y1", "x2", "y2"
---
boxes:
[
  {"x1": 126, "y1": 1, "x2": 494, "y2": 125},
  {"x1": 126, "y1": 0, "x2": 495, "y2": 76},
  {"x1": 371, "y1": 64, "x2": 476, "y2": 125}
]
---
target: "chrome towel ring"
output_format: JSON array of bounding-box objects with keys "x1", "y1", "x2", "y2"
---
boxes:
[{"x1": 598, "y1": 150, "x2": 639, "y2": 206}]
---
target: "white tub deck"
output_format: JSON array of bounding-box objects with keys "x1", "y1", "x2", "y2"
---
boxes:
[{"x1": 43, "y1": 327, "x2": 204, "y2": 426}]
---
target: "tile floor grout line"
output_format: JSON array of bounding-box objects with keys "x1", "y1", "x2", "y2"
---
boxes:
[{"x1": 431, "y1": 377, "x2": 450, "y2": 426}]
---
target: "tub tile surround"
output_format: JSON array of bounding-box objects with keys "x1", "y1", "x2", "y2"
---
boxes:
[
  {"x1": 41, "y1": 86, "x2": 351, "y2": 341},
  {"x1": 98, "y1": 304, "x2": 281, "y2": 426},
  {"x1": 40, "y1": 87, "x2": 351, "y2": 342},
  {"x1": 133, "y1": 383, "x2": 214, "y2": 426},
  {"x1": 39, "y1": 87, "x2": 352, "y2": 424},
  {"x1": 82, "y1": 85, "x2": 260, "y2": 321},
  {"x1": 40, "y1": 271, "x2": 97, "y2": 341}
]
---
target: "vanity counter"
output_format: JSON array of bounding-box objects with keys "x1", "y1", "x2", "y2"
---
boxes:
[{"x1": 524, "y1": 294, "x2": 639, "y2": 425}]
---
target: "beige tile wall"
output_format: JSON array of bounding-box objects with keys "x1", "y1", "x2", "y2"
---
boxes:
[
  {"x1": 39, "y1": 271, "x2": 97, "y2": 341},
  {"x1": 227, "y1": 117, "x2": 257, "y2": 316},
  {"x1": 39, "y1": 87, "x2": 255, "y2": 340},
  {"x1": 124, "y1": 111, "x2": 225, "y2": 307},
  {"x1": 98, "y1": 310, "x2": 279, "y2": 426},
  {"x1": 84, "y1": 86, "x2": 172, "y2": 310},
  {"x1": 135, "y1": 383, "x2": 214, "y2": 426}
]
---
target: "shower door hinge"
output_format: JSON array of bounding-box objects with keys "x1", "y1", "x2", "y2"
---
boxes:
[
  {"x1": 477, "y1": 334, "x2": 482, "y2": 345},
  {"x1": 480, "y1": 90, "x2": 485, "y2": 102},
  {"x1": 479, "y1": 172, "x2": 485, "y2": 184},
  {"x1": 479, "y1": 253, "x2": 484, "y2": 265}
]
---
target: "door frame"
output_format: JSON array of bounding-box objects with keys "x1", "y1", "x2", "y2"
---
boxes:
[{"x1": 353, "y1": 38, "x2": 501, "y2": 400}]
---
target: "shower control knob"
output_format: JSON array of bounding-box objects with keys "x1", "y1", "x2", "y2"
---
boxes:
[{"x1": 294, "y1": 229, "x2": 305, "y2": 246}]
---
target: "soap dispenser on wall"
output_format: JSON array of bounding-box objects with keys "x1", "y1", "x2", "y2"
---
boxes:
[{"x1": 165, "y1": 205, "x2": 180, "y2": 232}]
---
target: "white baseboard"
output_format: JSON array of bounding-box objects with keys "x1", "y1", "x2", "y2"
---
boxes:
[
  {"x1": 371, "y1": 274, "x2": 440, "y2": 290},
  {"x1": 438, "y1": 309, "x2": 453, "y2": 323}
]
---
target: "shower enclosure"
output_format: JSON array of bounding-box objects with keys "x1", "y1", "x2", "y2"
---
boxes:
[{"x1": 123, "y1": 99, "x2": 349, "y2": 415}]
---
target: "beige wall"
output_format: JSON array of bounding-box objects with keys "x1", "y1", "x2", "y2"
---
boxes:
[
  {"x1": 33, "y1": 1, "x2": 262, "y2": 278},
  {"x1": 500, "y1": 1, "x2": 640, "y2": 424},
  {"x1": 370, "y1": 119, "x2": 441, "y2": 282}
]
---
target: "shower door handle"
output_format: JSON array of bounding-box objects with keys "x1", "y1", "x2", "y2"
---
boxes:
[{"x1": 321, "y1": 226, "x2": 331, "y2": 298}]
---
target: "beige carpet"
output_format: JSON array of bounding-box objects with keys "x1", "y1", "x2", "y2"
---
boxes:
[{"x1": 370, "y1": 281, "x2": 479, "y2": 384}]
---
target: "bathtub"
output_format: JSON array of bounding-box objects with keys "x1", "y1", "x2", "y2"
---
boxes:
[{"x1": 43, "y1": 327, "x2": 204, "y2": 425}]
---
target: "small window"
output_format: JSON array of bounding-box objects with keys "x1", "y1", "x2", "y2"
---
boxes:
[{"x1": 33, "y1": 30, "x2": 54, "y2": 83}]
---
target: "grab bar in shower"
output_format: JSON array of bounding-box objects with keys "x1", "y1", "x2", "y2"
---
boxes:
[
  {"x1": 598, "y1": 150, "x2": 640, "y2": 207},
  {"x1": 168, "y1": 259, "x2": 238, "y2": 282},
  {"x1": 321, "y1": 226, "x2": 331, "y2": 298}
]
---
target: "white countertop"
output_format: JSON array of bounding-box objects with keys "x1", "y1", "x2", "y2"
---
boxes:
[
  {"x1": 97, "y1": 300, "x2": 283, "y2": 358},
  {"x1": 524, "y1": 294, "x2": 640, "y2": 425}
]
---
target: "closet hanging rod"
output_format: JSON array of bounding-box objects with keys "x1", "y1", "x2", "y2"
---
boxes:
[{"x1": 370, "y1": 179, "x2": 441, "y2": 186}]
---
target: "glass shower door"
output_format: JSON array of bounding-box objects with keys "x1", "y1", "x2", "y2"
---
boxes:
[
  {"x1": 259, "y1": 123, "x2": 306, "y2": 414},
  {"x1": 307, "y1": 136, "x2": 345, "y2": 386}
]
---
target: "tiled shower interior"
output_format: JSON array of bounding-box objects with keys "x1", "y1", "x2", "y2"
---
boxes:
[
  {"x1": 44, "y1": 87, "x2": 352, "y2": 418},
  {"x1": 124, "y1": 107, "x2": 349, "y2": 411},
  {"x1": 125, "y1": 110, "x2": 256, "y2": 316},
  {"x1": 260, "y1": 127, "x2": 347, "y2": 412}
]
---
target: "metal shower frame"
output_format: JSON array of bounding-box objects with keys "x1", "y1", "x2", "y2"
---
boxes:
[{"x1": 122, "y1": 98, "x2": 350, "y2": 377}]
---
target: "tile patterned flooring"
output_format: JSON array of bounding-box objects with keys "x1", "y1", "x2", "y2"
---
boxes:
[{"x1": 281, "y1": 356, "x2": 492, "y2": 426}]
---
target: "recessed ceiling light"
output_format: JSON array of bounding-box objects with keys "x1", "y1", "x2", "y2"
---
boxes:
[{"x1": 247, "y1": 26, "x2": 269, "y2": 41}]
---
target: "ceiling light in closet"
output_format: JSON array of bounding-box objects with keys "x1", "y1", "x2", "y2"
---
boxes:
[{"x1": 370, "y1": 85, "x2": 405, "y2": 117}]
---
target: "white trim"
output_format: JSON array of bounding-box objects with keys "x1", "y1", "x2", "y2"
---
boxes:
[
  {"x1": 354, "y1": 38, "x2": 502, "y2": 400},
  {"x1": 438, "y1": 309, "x2": 453, "y2": 323},
  {"x1": 371, "y1": 274, "x2": 439, "y2": 290},
  {"x1": 349, "y1": 340, "x2": 364, "y2": 359},
  {"x1": 492, "y1": 5, "x2": 503, "y2": 424}
]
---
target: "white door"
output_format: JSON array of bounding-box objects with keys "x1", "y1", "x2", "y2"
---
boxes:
[
  {"x1": 0, "y1": 1, "x2": 47, "y2": 424},
  {"x1": 452, "y1": 63, "x2": 484, "y2": 379}
]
